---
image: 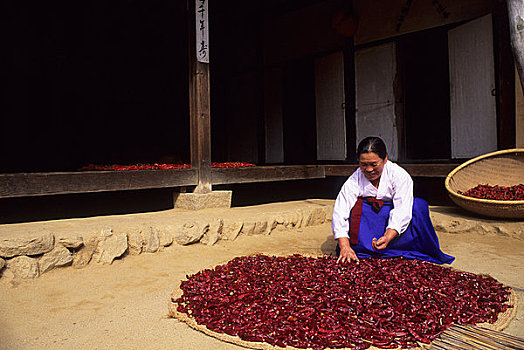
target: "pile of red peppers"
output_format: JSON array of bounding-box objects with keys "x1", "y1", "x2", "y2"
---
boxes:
[
  {"x1": 79, "y1": 162, "x2": 255, "y2": 171},
  {"x1": 174, "y1": 255, "x2": 511, "y2": 349},
  {"x1": 458, "y1": 184, "x2": 524, "y2": 201}
]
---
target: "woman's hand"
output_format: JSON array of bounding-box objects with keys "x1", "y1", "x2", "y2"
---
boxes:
[
  {"x1": 372, "y1": 228, "x2": 398, "y2": 250},
  {"x1": 336, "y1": 237, "x2": 359, "y2": 264}
]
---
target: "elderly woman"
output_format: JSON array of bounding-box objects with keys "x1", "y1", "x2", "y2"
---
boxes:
[{"x1": 332, "y1": 136, "x2": 454, "y2": 265}]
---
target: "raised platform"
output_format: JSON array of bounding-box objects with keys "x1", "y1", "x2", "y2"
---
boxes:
[{"x1": 0, "y1": 164, "x2": 458, "y2": 198}]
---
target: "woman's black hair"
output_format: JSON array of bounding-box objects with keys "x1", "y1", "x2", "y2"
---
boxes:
[{"x1": 357, "y1": 136, "x2": 388, "y2": 160}]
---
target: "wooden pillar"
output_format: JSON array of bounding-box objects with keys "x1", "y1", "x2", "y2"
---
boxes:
[
  {"x1": 507, "y1": 0, "x2": 524, "y2": 91},
  {"x1": 188, "y1": 0, "x2": 212, "y2": 194}
]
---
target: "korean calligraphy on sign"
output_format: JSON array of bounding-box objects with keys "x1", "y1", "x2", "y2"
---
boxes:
[{"x1": 196, "y1": 0, "x2": 209, "y2": 63}]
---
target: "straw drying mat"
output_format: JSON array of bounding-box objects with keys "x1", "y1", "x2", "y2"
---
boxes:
[{"x1": 168, "y1": 254, "x2": 519, "y2": 350}]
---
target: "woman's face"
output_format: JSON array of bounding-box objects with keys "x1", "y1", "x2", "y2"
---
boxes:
[{"x1": 359, "y1": 152, "x2": 387, "y2": 185}]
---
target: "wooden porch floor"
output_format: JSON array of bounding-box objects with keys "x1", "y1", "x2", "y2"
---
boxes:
[{"x1": 0, "y1": 163, "x2": 460, "y2": 198}]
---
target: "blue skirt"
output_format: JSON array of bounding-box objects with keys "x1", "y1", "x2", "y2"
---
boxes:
[{"x1": 337, "y1": 198, "x2": 454, "y2": 264}]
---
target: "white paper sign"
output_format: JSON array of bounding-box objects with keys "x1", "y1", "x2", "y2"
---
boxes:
[{"x1": 196, "y1": 0, "x2": 209, "y2": 63}]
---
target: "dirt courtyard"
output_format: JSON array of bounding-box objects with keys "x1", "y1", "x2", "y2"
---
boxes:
[{"x1": 1, "y1": 208, "x2": 523, "y2": 350}]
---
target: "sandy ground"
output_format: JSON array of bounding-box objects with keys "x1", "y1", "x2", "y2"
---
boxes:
[{"x1": 1, "y1": 210, "x2": 523, "y2": 350}]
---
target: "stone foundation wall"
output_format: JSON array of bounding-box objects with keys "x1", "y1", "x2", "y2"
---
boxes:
[
  {"x1": 429, "y1": 207, "x2": 524, "y2": 240},
  {"x1": 0, "y1": 200, "x2": 333, "y2": 281},
  {"x1": 1, "y1": 200, "x2": 522, "y2": 281}
]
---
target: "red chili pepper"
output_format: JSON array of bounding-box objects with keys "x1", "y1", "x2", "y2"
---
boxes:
[
  {"x1": 459, "y1": 183, "x2": 524, "y2": 200},
  {"x1": 174, "y1": 255, "x2": 511, "y2": 349},
  {"x1": 80, "y1": 162, "x2": 255, "y2": 171}
]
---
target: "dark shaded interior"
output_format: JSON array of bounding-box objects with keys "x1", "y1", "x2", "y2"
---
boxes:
[
  {"x1": 282, "y1": 59, "x2": 318, "y2": 164},
  {"x1": 0, "y1": 176, "x2": 452, "y2": 224},
  {"x1": 398, "y1": 26, "x2": 451, "y2": 160},
  {"x1": 0, "y1": 1, "x2": 504, "y2": 224},
  {"x1": 1, "y1": 0, "x2": 190, "y2": 173}
]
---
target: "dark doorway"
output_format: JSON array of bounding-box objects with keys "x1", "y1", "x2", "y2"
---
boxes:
[
  {"x1": 282, "y1": 59, "x2": 317, "y2": 164},
  {"x1": 398, "y1": 27, "x2": 451, "y2": 160}
]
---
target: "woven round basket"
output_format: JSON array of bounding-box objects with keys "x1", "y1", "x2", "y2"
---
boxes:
[{"x1": 445, "y1": 149, "x2": 524, "y2": 219}]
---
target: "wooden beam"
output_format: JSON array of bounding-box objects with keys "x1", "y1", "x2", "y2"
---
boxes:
[
  {"x1": 401, "y1": 164, "x2": 460, "y2": 177},
  {"x1": 211, "y1": 165, "x2": 325, "y2": 185},
  {"x1": 323, "y1": 165, "x2": 358, "y2": 177},
  {"x1": 188, "y1": 0, "x2": 212, "y2": 194},
  {"x1": 0, "y1": 163, "x2": 463, "y2": 198},
  {"x1": 507, "y1": 0, "x2": 524, "y2": 91},
  {"x1": 324, "y1": 164, "x2": 460, "y2": 178},
  {"x1": 0, "y1": 169, "x2": 197, "y2": 198}
]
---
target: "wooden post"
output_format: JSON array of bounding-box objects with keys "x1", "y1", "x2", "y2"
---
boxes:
[
  {"x1": 188, "y1": 0, "x2": 212, "y2": 194},
  {"x1": 507, "y1": 0, "x2": 524, "y2": 91}
]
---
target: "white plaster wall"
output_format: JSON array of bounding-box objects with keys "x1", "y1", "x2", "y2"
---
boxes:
[
  {"x1": 448, "y1": 14, "x2": 497, "y2": 158},
  {"x1": 315, "y1": 51, "x2": 346, "y2": 161},
  {"x1": 355, "y1": 43, "x2": 399, "y2": 161}
]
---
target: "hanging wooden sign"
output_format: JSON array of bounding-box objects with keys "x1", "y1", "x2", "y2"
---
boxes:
[{"x1": 195, "y1": 0, "x2": 209, "y2": 63}]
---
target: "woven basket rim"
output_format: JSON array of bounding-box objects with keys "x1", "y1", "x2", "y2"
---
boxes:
[{"x1": 445, "y1": 148, "x2": 524, "y2": 205}]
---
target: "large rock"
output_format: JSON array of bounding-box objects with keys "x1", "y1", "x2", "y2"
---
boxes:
[
  {"x1": 158, "y1": 227, "x2": 173, "y2": 247},
  {"x1": 265, "y1": 218, "x2": 278, "y2": 235},
  {"x1": 128, "y1": 226, "x2": 161, "y2": 255},
  {"x1": 5, "y1": 255, "x2": 40, "y2": 279},
  {"x1": 433, "y1": 218, "x2": 477, "y2": 234},
  {"x1": 0, "y1": 231, "x2": 54, "y2": 258},
  {"x1": 253, "y1": 220, "x2": 270, "y2": 235},
  {"x1": 174, "y1": 221, "x2": 209, "y2": 245},
  {"x1": 142, "y1": 226, "x2": 160, "y2": 253},
  {"x1": 275, "y1": 211, "x2": 301, "y2": 229},
  {"x1": 296, "y1": 209, "x2": 311, "y2": 228},
  {"x1": 239, "y1": 221, "x2": 257, "y2": 236},
  {"x1": 72, "y1": 235, "x2": 99, "y2": 269},
  {"x1": 200, "y1": 219, "x2": 223, "y2": 246},
  {"x1": 39, "y1": 244, "x2": 73, "y2": 274},
  {"x1": 127, "y1": 228, "x2": 144, "y2": 255},
  {"x1": 221, "y1": 220, "x2": 243, "y2": 240},
  {"x1": 55, "y1": 233, "x2": 84, "y2": 249},
  {"x1": 309, "y1": 207, "x2": 327, "y2": 226},
  {"x1": 494, "y1": 224, "x2": 524, "y2": 240},
  {"x1": 91, "y1": 228, "x2": 128, "y2": 265},
  {"x1": 241, "y1": 219, "x2": 273, "y2": 236},
  {"x1": 475, "y1": 223, "x2": 524, "y2": 238}
]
